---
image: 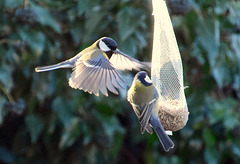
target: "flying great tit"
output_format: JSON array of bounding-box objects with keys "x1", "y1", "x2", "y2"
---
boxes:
[
  {"x1": 127, "y1": 71, "x2": 174, "y2": 152},
  {"x1": 35, "y1": 37, "x2": 150, "y2": 96}
]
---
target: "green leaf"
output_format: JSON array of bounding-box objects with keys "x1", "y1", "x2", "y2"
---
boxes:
[
  {"x1": 0, "y1": 64, "x2": 13, "y2": 94},
  {"x1": 230, "y1": 34, "x2": 240, "y2": 62},
  {"x1": 19, "y1": 28, "x2": 46, "y2": 55},
  {"x1": 118, "y1": 37, "x2": 138, "y2": 57},
  {"x1": 232, "y1": 145, "x2": 240, "y2": 158},
  {"x1": 117, "y1": 7, "x2": 146, "y2": 41},
  {"x1": 77, "y1": 0, "x2": 94, "y2": 16},
  {"x1": 204, "y1": 147, "x2": 221, "y2": 164},
  {"x1": 207, "y1": 98, "x2": 226, "y2": 124},
  {"x1": 59, "y1": 117, "x2": 81, "y2": 149},
  {"x1": 207, "y1": 97, "x2": 239, "y2": 129},
  {"x1": 3, "y1": 0, "x2": 22, "y2": 8},
  {"x1": 84, "y1": 11, "x2": 109, "y2": 41},
  {"x1": 203, "y1": 128, "x2": 216, "y2": 147},
  {"x1": 31, "y1": 3, "x2": 61, "y2": 33},
  {"x1": 135, "y1": 30, "x2": 147, "y2": 48},
  {"x1": 0, "y1": 146, "x2": 14, "y2": 163},
  {"x1": 151, "y1": 155, "x2": 180, "y2": 164},
  {"x1": 196, "y1": 17, "x2": 220, "y2": 66},
  {"x1": 95, "y1": 103, "x2": 114, "y2": 116},
  {"x1": 95, "y1": 113, "x2": 125, "y2": 137},
  {"x1": 223, "y1": 101, "x2": 239, "y2": 130},
  {"x1": 94, "y1": 103, "x2": 125, "y2": 137},
  {"x1": 109, "y1": 133, "x2": 124, "y2": 161},
  {"x1": 52, "y1": 97, "x2": 75, "y2": 127},
  {"x1": 25, "y1": 114, "x2": 43, "y2": 143},
  {"x1": 0, "y1": 95, "x2": 7, "y2": 125},
  {"x1": 70, "y1": 22, "x2": 84, "y2": 44},
  {"x1": 31, "y1": 73, "x2": 50, "y2": 103},
  {"x1": 210, "y1": 43, "x2": 238, "y2": 87},
  {"x1": 211, "y1": 59, "x2": 232, "y2": 88},
  {"x1": 234, "y1": 74, "x2": 240, "y2": 95}
]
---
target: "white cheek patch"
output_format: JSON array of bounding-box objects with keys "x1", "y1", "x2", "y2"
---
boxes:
[
  {"x1": 99, "y1": 40, "x2": 111, "y2": 51},
  {"x1": 144, "y1": 76, "x2": 152, "y2": 83}
]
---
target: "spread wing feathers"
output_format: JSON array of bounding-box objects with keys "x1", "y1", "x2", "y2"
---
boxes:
[
  {"x1": 110, "y1": 52, "x2": 151, "y2": 72},
  {"x1": 35, "y1": 60, "x2": 74, "y2": 72},
  {"x1": 35, "y1": 53, "x2": 81, "y2": 72},
  {"x1": 68, "y1": 57, "x2": 126, "y2": 96}
]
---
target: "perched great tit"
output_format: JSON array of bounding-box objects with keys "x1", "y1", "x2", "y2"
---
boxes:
[
  {"x1": 127, "y1": 71, "x2": 174, "y2": 152},
  {"x1": 35, "y1": 37, "x2": 150, "y2": 96}
]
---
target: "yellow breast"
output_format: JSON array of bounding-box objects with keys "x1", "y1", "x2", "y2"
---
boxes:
[
  {"x1": 79, "y1": 41, "x2": 109, "y2": 61},
  {"x1": 128, "y1": 80, "x2": 155, "y2": 106}
]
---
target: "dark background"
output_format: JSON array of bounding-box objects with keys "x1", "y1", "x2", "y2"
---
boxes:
[{"x1": 0, "y1": 0, "x2": 240, "y2": 163}]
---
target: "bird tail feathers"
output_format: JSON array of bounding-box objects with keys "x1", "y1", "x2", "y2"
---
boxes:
[{"x1": 150, "y1": 116, "x2": 174, "y2": 152}]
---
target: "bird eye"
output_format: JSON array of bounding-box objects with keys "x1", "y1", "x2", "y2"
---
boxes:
[
  {"x1": 144, "y1": 76, "x2": 152, "y2": 83},
  {"x1": 99, "y1": 40, "x2": 111, "y2": 52}
]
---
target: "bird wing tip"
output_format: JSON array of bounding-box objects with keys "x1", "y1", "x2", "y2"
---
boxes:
[
  {"x1": 164, "y1": 145, "x2": 174, "y2": 152},
  {"x1": 35, "y1": 67, "x2": 40, "y2": 72},
  {"x1": 141, "y1": 127, "x2": 145, "y2": 134}
]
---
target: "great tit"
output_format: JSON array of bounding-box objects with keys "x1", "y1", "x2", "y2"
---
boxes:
[
  {"x1": 127, "y1": 71, "x2": 174, "y2": 152},
  {"x1": 35, "y1": 37, "x2": 150, "y2": 96}
]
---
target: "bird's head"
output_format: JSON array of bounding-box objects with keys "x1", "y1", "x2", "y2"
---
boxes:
[
  {"x1": 97, "y1": 37, "x2": 129, "y2": 59},
  {"x1": 134, "y1": 71, "x2": 153, "y2": 87},
  {"x1": 97, "y1": 37, "x2": 117, "y2": 57}
]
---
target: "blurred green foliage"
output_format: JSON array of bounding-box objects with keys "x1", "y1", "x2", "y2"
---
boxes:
[{"x1": 0, "y1": 0, "x2": 240, "y2": 163}]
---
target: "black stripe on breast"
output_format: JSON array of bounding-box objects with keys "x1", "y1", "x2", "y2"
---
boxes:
[{"x1": 105, "y1": 51, "x2": 114, "y2": 59}]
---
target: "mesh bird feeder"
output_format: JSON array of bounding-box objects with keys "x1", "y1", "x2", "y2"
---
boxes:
[{"x1": 151, "y1": 0, "x2": 189, "y2": 132}]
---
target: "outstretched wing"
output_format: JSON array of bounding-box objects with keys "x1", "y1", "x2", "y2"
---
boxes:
[
  {"x1": 69, "y1": 55, "x2": 126, "y2": 96},
  {"x1": 110, "y1": 50, "x2": 151, "y2": 71},
  {"x1": 35, "y1": 53, "x2": 81, "y2": 72}
]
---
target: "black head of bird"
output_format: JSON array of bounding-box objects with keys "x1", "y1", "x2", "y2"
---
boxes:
[
  {"x1": 97, "y1": 37, "x2": 117, "y2": 58},
  {"x1": 134, "y1": 71, "x2": 153, "y2": 87}
]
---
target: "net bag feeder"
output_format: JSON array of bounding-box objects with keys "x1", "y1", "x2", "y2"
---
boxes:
[{"x1": 151, "y1": 0, "x2": 189, "y2": 132}]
